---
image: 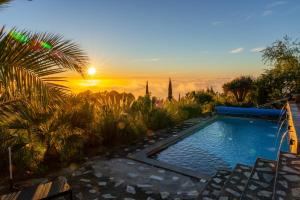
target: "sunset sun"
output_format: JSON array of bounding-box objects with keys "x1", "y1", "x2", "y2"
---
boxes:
[{"x1": 87, "y1": 66, "x2": 96, "y2": 75}]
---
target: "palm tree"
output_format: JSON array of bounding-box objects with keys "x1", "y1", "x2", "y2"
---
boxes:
[
  {"x1": 0, "y1": 27, "x2": 89, "y2": 113},
  {"x1": 223, "y1": 76, "x2": 254, "y2": 102}
]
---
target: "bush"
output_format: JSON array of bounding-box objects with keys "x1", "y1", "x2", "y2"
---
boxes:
[{"x1": 148, "y1": 108, "x2": 174, "y2": 130}]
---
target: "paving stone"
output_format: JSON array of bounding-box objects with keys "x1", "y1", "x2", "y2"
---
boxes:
[
  {"x1": 98, "y1": 181, "x2": 107, "y2": 186},
  {"x1": 149, "y1": 175, "x2": 164, "y2": 181},
  {"x1": 114, "y1": 179, "x2": 124, "y2": 187},
  {"x1": 160, "y1": 192, "x2": 170, "y2": 199},
  {"x1": 75, "y1": 192, "x2": 83, "y2": 200},
  {"x1": 137, "y1": 184, "x2": 153, "y2": 188},
  {"x1": 186, "y1": 190, "x2": 199, "y2": 197},
  {"x1": 291, "y1": 188, "x2": 300, "y2": 197},
  {"x1": 102, "y1": 194, "x2": 117, "y2": 199},
  {"x1": 89, "y1": 189, "x2": 97, "y2": 193},
  {"x1": 126, "y1": 185, "x2": 136, "y2": 194},
  {"x1": 127, "y1": 173, "x2": 138, "y2": 178},
  {"x1": 257, "y1": 190, "x2": 272, "y2": 197},
  {"x1": 262, "y1": 173, "x2": 274, "y2": 182},
  {"x1": 225, "y1": 188, "x2": 240, "y2": 197},
  {"x1": 281, "y1": 166, "x2": 300, "y2": 174},
  {"x1": 283, "y1": 175, "x2": 300, "y2": 182},
  {"x1": 181, "y1": 181, "x2": 195, "y2": 188},
  {"x1": 213, "y1": 177, "x2": 222, "y2": 184},
  {"x1": 80, "y1": 178, "x2": 91, "y2": 183},
  {"x1": 94, "y1": 172, "x2": 103, "y2": 178}
]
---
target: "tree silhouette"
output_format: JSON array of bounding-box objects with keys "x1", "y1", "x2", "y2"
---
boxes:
[
  {"x1": 145, "y1": 81, "x2": 149, "y2": 96},
  {"x1": 168, "y1": 78, "x2": 173, "y2": 101}
]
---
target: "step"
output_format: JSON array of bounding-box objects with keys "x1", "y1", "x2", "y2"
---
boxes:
[
  {"x1": 274, "y1": 152, "x2": 300, "y2": 200},
  {"x1": 241, "y1": 158, "x2": 276, "y2": 200},
  {"x1": 199, "y1": 169, "x2": 231, "y2": 199},
  {"x1": 218, "y1": 164, "x2": 252, "y2": 200}
]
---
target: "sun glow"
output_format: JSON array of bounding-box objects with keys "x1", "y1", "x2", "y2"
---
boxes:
[{"x1": 87, "y1": 67, "x2": 96, "y2": 75}]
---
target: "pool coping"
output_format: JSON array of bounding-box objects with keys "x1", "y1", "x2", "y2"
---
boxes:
[{"x1": 128, "y1": 116, "x2": 218, "y2": 182}]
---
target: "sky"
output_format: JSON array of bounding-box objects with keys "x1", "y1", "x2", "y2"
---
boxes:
[{"x1": 1, "y1": 0, "x2": 300, "y2": 98}]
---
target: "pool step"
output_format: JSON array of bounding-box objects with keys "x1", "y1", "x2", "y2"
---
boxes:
[
  {"x1": 199, "y1": 169, "x2": 231, "y2": 199},
  {"x1": 241, "y1": 158, "x2": 276, "y2": 200},
  {"x1": 218, "y1": 164, "x2": 252, "y2": 200},
  {"x1": 274, "y1": 152, "x2": 300, "y2": 200}
]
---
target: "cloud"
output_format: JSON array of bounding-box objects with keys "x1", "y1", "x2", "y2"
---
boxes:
[
  {"x1": 211, "y1": 21, "x2": 223, "y2": 26},
  {"x1": 251, "y1": 47, "x2": 265, "y2": 52},
  {"x1": 262, "y1": 10, "x2": 273, "y2": 16},
  {"x1": 229, "y1": 48, "x2": 244, "y2": 54},
  {"x1": 266, "y1": 1, "x2": 286, "y2": 8},
  {"x1": 133, "y1": 58, "x2": 160, "y2": 62}
]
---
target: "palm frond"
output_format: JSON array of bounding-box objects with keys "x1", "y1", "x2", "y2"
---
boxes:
[
  {"x1": 0, "y1": 27, "x2": 89, "y2": 111},
  {"x1": 0, "y1": 0, "x2": 12, "y2": 7}
]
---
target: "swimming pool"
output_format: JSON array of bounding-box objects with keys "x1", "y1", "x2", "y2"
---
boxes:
[{"x1": 153, "y1": 116, "x2": 288, "y2": 176}]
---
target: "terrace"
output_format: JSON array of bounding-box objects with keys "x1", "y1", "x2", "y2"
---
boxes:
[{"x1": 2, "y1": 100, "x2": 299, "y2": 200}]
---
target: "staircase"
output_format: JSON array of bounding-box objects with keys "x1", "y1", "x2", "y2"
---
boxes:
[{"x1": 199, "y1": 152, "x2": 300, "y2": 200}]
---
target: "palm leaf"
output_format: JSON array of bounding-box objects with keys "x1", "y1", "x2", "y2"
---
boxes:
[{"x1": 0, "y1": 27, "x2": 89, "y2": 112}]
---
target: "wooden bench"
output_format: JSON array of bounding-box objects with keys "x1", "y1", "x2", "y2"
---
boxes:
[{"x1": 0, "y1": 179, "x2": 72, "y2": 200}]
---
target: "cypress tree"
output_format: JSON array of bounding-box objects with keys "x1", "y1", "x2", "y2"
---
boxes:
[
  {"x1": 168, "y1": 78, "x2": 173, "y2": 101},
  {"x1": 146, "y1": 81, "x2": 149, "y2": 96}
]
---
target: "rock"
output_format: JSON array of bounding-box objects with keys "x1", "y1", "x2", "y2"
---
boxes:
[
  {"x1": 172, "y1": 176, "x2": 179, "y2": 181},
  {"x1": 102, "y1": 194, "x2": 116, "y2": 199},
  {"x1": 86, "y1": 184, "x2": 93, "y2": 188},
  {"x1": 249, "y1": 184, "x2": 257, "y2": 190},
  {"x1": 124, "y1": 198, "x2": 135, "y2": 200},
  {"x1": 158, "y1": 169, "x2": 165, "y2": 173},
  {"x1": 149, "y1": 175, "x2": 164, "y2": 181},
  {"x1": 126, "y1": 185, "x2": 136, "y2": 194},
  {"x1": 124, "y1": 148, "x2": 129, "y2": 151},
  {"x1": 80, "y1": 178, "x2": 90, "y2": 183},
  {"x1": 160, "y1": 192, "x2": 170, "y2": 199},
  {"x1": 98, "y1": 181, "x2": 107, "y2": 186},
  {"x1": 146, "y1": 197, "x2": 155, "y2": 200}
]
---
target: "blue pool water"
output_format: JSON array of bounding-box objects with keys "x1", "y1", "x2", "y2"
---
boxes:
[{"x1": 154, "y1": 116, "x2": 289, "y2": 176}]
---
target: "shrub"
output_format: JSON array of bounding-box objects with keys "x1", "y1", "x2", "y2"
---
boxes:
[{"x1": 148, "y1": 108, "x2": 174, "y2": 130}]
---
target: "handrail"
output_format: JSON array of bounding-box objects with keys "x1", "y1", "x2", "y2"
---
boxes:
[{"x1": 272, "y1": 130, "x2": 289, "y2": 200}]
